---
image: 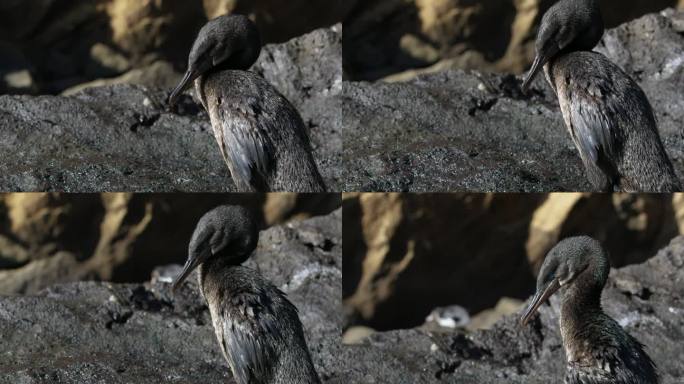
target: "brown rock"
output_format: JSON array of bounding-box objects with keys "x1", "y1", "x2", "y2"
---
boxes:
[
  {"x1": 202, "y1": 0, "x2": 238, "y2": 19},
  {"x1": 106, "y1": 0, "x2": 205, "y2": 65},
  {"x1": 344, "y1": 193, "x2": 545, "y2": 330},
  {"x1": 2, "y1": 1, "x2": 349, "y2": 94},
  {"x1": 232, "y1": 0, "x2": 355, "y2": 43},
  {"x1": 345, "y1": 0, "x2": 684, "y2": 81},
  {"x1": 0, "y1": 193, "x2": 340, "y2": 295},
  {"x1": 343, "y1": 193, "x2": 681, "y2": 330}
]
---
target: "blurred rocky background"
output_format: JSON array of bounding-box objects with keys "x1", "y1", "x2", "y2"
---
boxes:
[
  {"x1": 343, "y1": 193, "x2": 684, "y2": 334},
  {"x1": 344, "y1": 0, "x2": 684, "y2": 81},
  {"x1": 0, "y1": 0, "x2": 353, "y2": 95},
  {"x1": 0, "y1": 192, "x2": 340, "y2": 295}
]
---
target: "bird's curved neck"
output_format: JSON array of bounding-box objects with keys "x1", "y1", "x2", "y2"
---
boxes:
[
  {"x1": 559, "y1": 260, "x2": 608, "y2": 337},
  {"x1": 195, "y1": 46, "x2": 260, "y2": 106},
  {"x1": 198, "y1": 254, "x2": 246, "y2": 286}
]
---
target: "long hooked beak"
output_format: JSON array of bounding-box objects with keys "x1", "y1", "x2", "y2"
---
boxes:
[
  {"x1": 171, "y1": 253, "x2": 203, "y2": 292},
  {"x1": 521, "y1": 55, "x2": 545, "y2": 94},
  {"x1": 520, "y1": 277, "x2": 561, "y2": 326},
  {"x1": 168, "y1": 68, "x2": 201, "y2": 108}
]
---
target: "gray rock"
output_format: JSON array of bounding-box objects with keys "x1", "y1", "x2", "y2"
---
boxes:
[
  {"x1": 253, "y1": 23, "x2": 343, "y2": 191},
  {"x1": 337, "y1": 235, "x2": 684, "y2": 383},
  {"x1": 0, "y1": 208, "x2": 342, "y2": 383},
  {"x1": 61, "y1": 61, "x2": 183, "y2": 96},
  {"x1": 341, "y1": 9, "x2": 684, "y2": 192},
  {"x1": 0, "y1": 26, "x2": 342, "y2": 192}
]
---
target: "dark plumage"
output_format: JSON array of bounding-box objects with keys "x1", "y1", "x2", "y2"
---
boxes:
[
  {"x1": 521, "y1": 236, "x2": 659, "y2": 384},
  {"x1": 172, "y1": 205, "x2": 321, "y2": 384},
  {"x1": 523, "y1": 0, "x2": 681, "y2": 191},
  {"x1": 545, "y1": 52, "x2": 681, "y2": 192},
  {"x1": 168, "y1": 15, "x2": 326, "y2": 192},
  {"x1": 522, "y1": 0, "x2": 604, "y2": 92}
]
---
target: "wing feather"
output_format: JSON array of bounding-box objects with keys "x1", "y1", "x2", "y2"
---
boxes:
[
  {"x1": 219, "y1": 97, "x2": 275, "y2": 191},
  {"x1": 220, "y1": 290, "x2": 284, "y2": 384},
  {"x1": 565, "y1": 81, "x2": 620, "y2": 189}
]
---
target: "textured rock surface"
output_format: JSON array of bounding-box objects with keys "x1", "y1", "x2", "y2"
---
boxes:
[
  {"x1": 339, "y1": 235, "x2": 684, "y2": 383},
  {"x1": 343, "y1": 193, "x2": 682, "y2": 330},
  {"x1": 341, "y1": 9, "x2": 684, "y2": 192},
  {"x1": 0, "y1": 193, "x2": 340, "y2": 295},
  {"x1": 0, "y1": 208, "x2": 342, "y2": 383},
  {"x1": 61, "y1": 61, "x2": 183, "y2": 96},
  {"x1": 0, "y1": 26, "x2": 342, "y2": 192}
]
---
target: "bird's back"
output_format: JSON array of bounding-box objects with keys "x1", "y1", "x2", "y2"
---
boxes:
[
  {"x1": 563, "y1": 313, "x2": 658, "y2": 384},
  {"x1": 546, "y1": 51, "x2": 680, "y2": 192},
  {"x1": 200, "y1": 263, "x2": 320, "y2": 384},
  {"x1": 197, "y1": 70, "x2": 325, "y2": 192}
]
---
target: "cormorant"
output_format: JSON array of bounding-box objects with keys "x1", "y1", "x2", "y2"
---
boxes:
[
  {"x1": 523, "y1": 0, "x2": 681, "y2": 191},
  {"x1": 521, "y1": 236, "x2": 659, "y2": 384},
  {"x1": 172, "y1": 205, "x2": 321, "y2": 384},
  {"x1": 168, "y1": 15, "x2": 326, "y2": 192}
]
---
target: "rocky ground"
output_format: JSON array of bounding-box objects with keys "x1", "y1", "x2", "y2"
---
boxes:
[
  {"x1": 340, "y1": 235, "x2": 684, "y2": 383},
  {"x1": 341, "y1": 9, "x2": 684, "y2": 192},
  {"x1": 0, "y1": 25, "x2": 342, "y2": 192},
  {"x1": 0, "y1": 208, "x2": 343, "y2": 383}
]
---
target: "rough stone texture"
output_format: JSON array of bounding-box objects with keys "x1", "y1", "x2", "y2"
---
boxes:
[
  {"x1": 0, "y1": 208, "x2": 342, "y2": 383},
  {"x1": 0, "y1": 26, "x2": 342, "y2": 192},
  {"x1": 252, "y1": 25, "x2": 344, "y2": 191},
  {"x1": 341, "y1": 9, "x2": 684, "y2": 192},
  {"x1": 344, "y1": 0, "x2": 684, "y2": 81},
  {"x1": 61, "y1": 61, "x2": 183, "y2": 96},
  {"x1": 343, "y1": 193, "x2": 682, "y2": 331},
  {"x1": 0, "y1": 193, "x2": 341, "y2": 295},
  {"x1": 339, "y1": 235, "x2": 684, "y2": 383}
]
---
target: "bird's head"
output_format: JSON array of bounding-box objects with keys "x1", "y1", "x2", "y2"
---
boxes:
[
  {"x1": 521, "y1": 10, "x2": 562, "y2": 94},
  {"x1": 520, "y1": 236, "x2": 609, "y2": 326},
  {"x1": 522, "y1": 1, "x2": 604, "y2": 93},
  {"x1": 172, "y1": 205, "x2": 259, "y2": 292},
  {"x1": 168, "y1": 14, "x2": 262, "y2": 107}
]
